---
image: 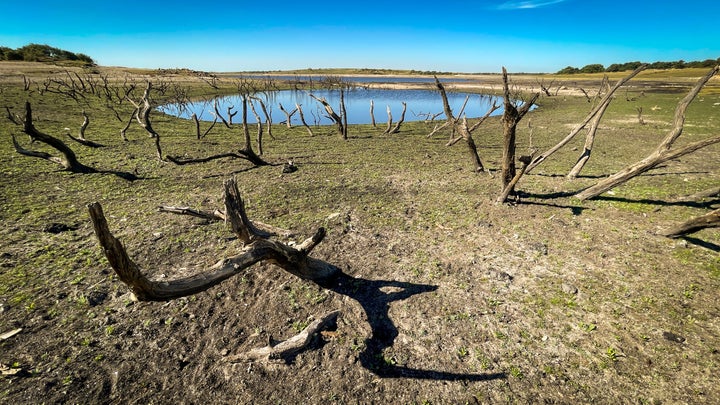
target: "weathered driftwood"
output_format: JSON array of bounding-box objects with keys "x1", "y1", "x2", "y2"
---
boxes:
[
  {"x1": 228, "y1": 311, "x2": 340, "y2": 362},
  {"x1": 158, "y1": 205, "x2": 294, "y2": 237},
  {"x1": 526, "y1": 64, "x2": 648, "y2": 173},
  {"x1": 566, "y1": 94, "x2": 612, "y2": 179},
  {"x1": 576, "y1": 66, "x2": 720, "y2": 201},
  {"x1": 672, "y1": 187, "x2": 720, "y2": 203},
  {"x1": 8, "y1": 102, "x2": 97, "y2": 173},
  {"x1": 659, "y1": 208, "x2": 720, "y2": 238},
  {"x1": 88, "y1": 178, "x2": 338, "y2": 301}
]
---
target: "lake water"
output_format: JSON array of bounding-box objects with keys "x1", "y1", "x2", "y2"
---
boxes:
[{"x1": 159, "y1": 88, "x2": 506, "y2": 126}]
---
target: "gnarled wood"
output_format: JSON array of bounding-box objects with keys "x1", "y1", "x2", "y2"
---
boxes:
[
  {"x1": 8, "y1": 102, "x2": 97, "y2": 173},
  {"x1": 309, "y1": 93, "x2": 345, "y2": 138},
  {"x1": 88, "y1": 178, "x2": 338, "y2": 301},
  {"x1": 228, "y1": 311, "x2": 340, "y2": 362},
  {"x1": 576, "y1": 66, "x2": 720, "y2": 201},
  {"x1": 659, "y1": 208, "x2": 720, "y2": 238},
  {"x1": 526, "y1": 64, "x2": 647, "y2": 173},
  {"x1": 500, "y1": 67, "x2": 539, "y2": 191}
]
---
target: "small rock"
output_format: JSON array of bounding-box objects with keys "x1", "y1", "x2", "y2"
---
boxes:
[
  {"x1": 561, "y1": 284, "x2": 578, "y2": 295},
  {"x1": 87, "y1": 291, "x2": 108, "y2": 307},
  {"x1": 662, "y1": 331, "x2": 685, "y2": 343}
]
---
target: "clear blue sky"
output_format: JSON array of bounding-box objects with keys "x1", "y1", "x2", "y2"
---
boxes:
[{"x1": 1, "y1": 0, "x2": 718, "y2": 73}]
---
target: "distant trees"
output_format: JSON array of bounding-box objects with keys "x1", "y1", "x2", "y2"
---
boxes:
[
  {"x1": 558, "y1": 58, "x2": 720, "y2": 74},
  {"x1": 0, "y1": 43, "x2": 94, "y2": 65}
]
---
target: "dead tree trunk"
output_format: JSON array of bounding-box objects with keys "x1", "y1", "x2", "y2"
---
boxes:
[
  {"x1": 309, "y1": 94, "x2": 344, "y2": 138},
  {"x1": 370, "y1": 100, "x2": 376, "y2": 127},
  {"x1": 87, "y1": 178, "x2": 339, "y2": 301},
  {"x1": 192, "y1": 113, "x2": 218, "y2": 139},
  {"x1": 340, "y1": 89, "x2": 348, "y2": 139},
  {"x1": 120, "y1": 107, "x2": 136, "y2": 141},
  {"x1": 500, "y1": 67, "x2": 539, "y2": 192},
  {"x1": 387, "y1": 102, "x2": 407, "y2": 134},
  {"x1": 433, "y1": 76, "x2": 496, "y2": 172},
  {"x1": 238, "y1": 96, "x2": 269, "y2": 166},
  {"x1": 252, "y1": 97, "x2": 274, "y2": 140},
  {"x1": 384, "y1": 105, "x2": 393, "y2": 134},
  {"x1": 8, "y1": 102, "x2": 97, "y2": 173},
  {"x1": 526, "y1": 64, "x2": 647, "y2": 173},
  {"x1": 248, "y1": 99, "x2": 264, "y2": 155},
  {"x1": 296, "y1": 103, "x2": 314, "y2": 136},
  {"x1": 659, "y1": 208, "x2": 720, "y2": 238},
  {"x1": 576, "y1": 65, "x2": 720, "y2": 201},
  {"x1": 127, "y1": 82, "x2": 163, "y2": 161},
  {"x1": 66, "y1": 110, "x2": 103, "y2": 148},
  {"x1": 279, "y1": 103, "x2": 297, "y2": 128}
]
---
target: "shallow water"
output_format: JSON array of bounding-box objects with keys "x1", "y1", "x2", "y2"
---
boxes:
[{"x1": 159, "y1": 88, "x2": 504, "y2": 125}]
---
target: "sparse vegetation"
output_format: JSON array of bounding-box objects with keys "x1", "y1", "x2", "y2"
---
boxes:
[{"x1": 0, "y1": 61, "x2": 718, "y2": 404}]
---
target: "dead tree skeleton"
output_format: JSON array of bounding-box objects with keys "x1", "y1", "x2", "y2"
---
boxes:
[
  {"x1": 126, "y1": 81, "x2": 164, "y2": 161},
  {"x1": 66, "y1": 110, "x2": 104, "y2": 148},
  {"x1": 526, "y1": 64, "x2": 648, "y2": 173},
  {"x1": 499, "y1": 67, "x2": 540, "y2": 194},
  {"x1": 88, "y1": 178, "x2": 339, "y2": 301},
  {"x1": 309, "y1": 93, "x2": 346, "y2": 139},
  {"x1": 430, "y1": 76, "x2": 499, "y2": 173},
  {"x1": 278, "y1": 103, "x2": 297, "y2": 128},
  {"x1": 7, "y1": 102, "x2": 98, "y2": 173},
  {"x1": 576, "y1": 65, "x2": 720, "y2": 201}
]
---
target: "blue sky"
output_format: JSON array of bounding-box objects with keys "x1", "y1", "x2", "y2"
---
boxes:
[{"x1": 1, "y1": 0, "x2": 718, "y2": 73}]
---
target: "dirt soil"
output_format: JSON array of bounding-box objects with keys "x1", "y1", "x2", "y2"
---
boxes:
[{"x1": 0, "y1": 63, "x2": 719, "y2": 404}]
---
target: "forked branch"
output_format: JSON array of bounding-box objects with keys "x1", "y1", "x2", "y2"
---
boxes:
[{"x1": 88, "y1": 178, "x2": 339, "y2": 301}]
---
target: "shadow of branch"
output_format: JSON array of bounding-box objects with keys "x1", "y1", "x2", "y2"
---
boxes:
[{"x1": 319, "y1": 272, "x2": 506, "y2": 382}]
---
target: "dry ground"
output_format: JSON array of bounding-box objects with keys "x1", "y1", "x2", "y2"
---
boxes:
[{"x1": 0, "y1": 63, "x2": 718, "y2": 404}]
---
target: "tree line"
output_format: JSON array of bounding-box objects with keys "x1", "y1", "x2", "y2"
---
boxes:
[
  {"x1": 0, "y1": 43, "x2": 94, "y2": 65},
  {"x1": 557, "y1": 58, "x2": 720, "y2": 74}
]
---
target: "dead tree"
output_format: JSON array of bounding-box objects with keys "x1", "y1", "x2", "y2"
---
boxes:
[
  {"x1": 66, "y1": 110, "x2": 104, "y2": 148},
  {"x1": 309, "y1": 94, "x2": 345, "y2": 139},
  {"x1": 636, "y1": 106, "x2": 646, "y2": 125},
  {"x1": 383, "y1": 105, "x2": 393, "y2": 134},
  {"x1": 340, "y1": 89, "x2": 348, "y2": 139},
  {"x1": 87, "y1": 178, "x2": 339, "y2": 301},
  {"x1": 227, "y1": 105, "x2": 238, "y2": 125},
  {"x1": 7, "y1": 102, "x2": 97, "y2": 173},
  {"x1": 659, "y1": 208, "x2": 720, "y2": 238},
  {"x1": 278, "y1": 103, "x2": 297, "y2": 128},
  {"x1": 432, "y1": 76, "x2": 497, "y2": 172},
  {"x1": 252, "y1": 97, "x2": 274, "y2": 140},
  {"x1": 126, "y1": 82, "x2": 164, "y2": 161},
  {"x1": 119, "y1": 107, "x2": 137, "y2": 141},
  {"x1": 576, "y1": 65, "x2": 720, "y2": 201},
  {"x1": 191, "y1": 112, "x2": 218, "y2": 139},
  {"x1": 370, "y1": 100, "x2": 376, "y2": 127},
  {"x1": 235, "y1": 96, "x2": 268, "y2": 165},
  {"x1": 526, "y1": 64, "x2": 648, "y2": 173},
  {"x1": 248, "y1": 99, "x2": 264, "y2": 155},
  {"x1": 296, "y1": 103, "x2": 314, "y2": 136},
  {"x1": 500, "y1": 67, "x2": 540, "y2": 192},
  {"x1": 385, "y1": 102, "x2": 407, "y2": 134}
]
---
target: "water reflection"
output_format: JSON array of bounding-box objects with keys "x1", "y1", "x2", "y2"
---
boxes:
[{"x1": 159, "y1": 89, "x2": 505, "y2": 126}]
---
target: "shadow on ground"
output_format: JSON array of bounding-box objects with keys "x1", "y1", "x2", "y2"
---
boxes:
[{"x1": 320, "y1": 272, "x2": 507, "y2": 382}]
